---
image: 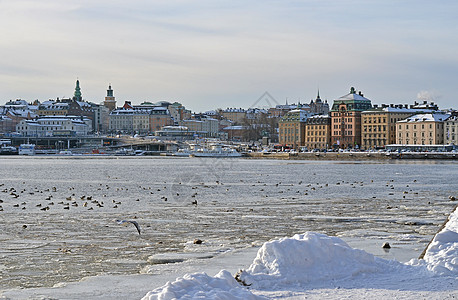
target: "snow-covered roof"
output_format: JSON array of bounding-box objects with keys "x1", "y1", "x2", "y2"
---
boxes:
[
  {"x1": 308, "y1": 114, "x2": 330, "y2": 119},
  {"x1": 338, "y1": 92, "x2": 370, "y2": 102},
  {"x1": 222, "y1": 125, "x2": 249, "y2": 130},
  {"x1": 398, "y1": 113, "x2": 451, "y2": 123},
  {"x1": 364, "y1": 107, "x2": 435, "y2": 113},
  {"x1": 204, "y1": 110, "x2": 218, "y2": 115},
  {"x1": 77, "y1": 101, "x2": 91, "y2": 108},
  {"x1": 223, "y1": 108, "x2": 246, "y2": 113}
]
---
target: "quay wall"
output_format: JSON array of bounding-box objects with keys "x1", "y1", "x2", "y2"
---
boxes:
[{"x1": 245, "y1": 152, "x2": 458, "y2": 160}]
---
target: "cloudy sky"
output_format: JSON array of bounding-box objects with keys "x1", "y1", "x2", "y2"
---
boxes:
[{"x1": 0, "y1": 0, "x2": 457, "y2": 112}]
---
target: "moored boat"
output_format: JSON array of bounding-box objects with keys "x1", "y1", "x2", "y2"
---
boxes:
[{"x1": 18, "y1": 144, "x2": 36, "y2": 155}]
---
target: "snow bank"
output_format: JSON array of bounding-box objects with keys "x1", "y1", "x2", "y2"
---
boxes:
[
  {"x1": 237, "y1": 232, "x2": 400, "y2": 288},
  {"x1": 141, "y1": 270, "x2": 263, "y2": 300},
  {"x1": 142, "y1": 208, "x2": 458, "y2": 299},
  {"x1": 420, "y1": 206, "x2": 458, "y2": 275}
]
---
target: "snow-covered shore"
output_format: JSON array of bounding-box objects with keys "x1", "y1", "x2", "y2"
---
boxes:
[
  {"x1": 2, "y1": 207, "x2": 457, "y2": 300},
  {"x1": 144, "y1": 205, "x2": 458, "y2": 299}
]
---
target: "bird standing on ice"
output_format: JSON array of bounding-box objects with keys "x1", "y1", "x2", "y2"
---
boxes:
[{"x1": 116, "y1": 219, "x2": 141, "y2": 235}]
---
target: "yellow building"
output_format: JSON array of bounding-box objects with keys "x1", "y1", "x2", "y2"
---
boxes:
[
  {"x1": 445, "y1": 115, "x2": 458, "y2": 145},
  {"x1": 361, "y1": 105, "x2": 435, "y2": 149},
  {"x1": 221, "y1": 108, "x2": 247, "y2": 125},
  {"x1": 304, "y1": 115, "x2": 331, "y2": 150},
  {"x1": 278, "y1": 109, "x2": 307, "y2": 149},
  {"x1": 396, "y1": 113, "x2": 451, "y2": 145}
]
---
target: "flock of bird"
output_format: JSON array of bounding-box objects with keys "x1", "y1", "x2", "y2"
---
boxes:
[
  {"x1": 1, "y1": 177, "x2": 455, "y2": 235},
  {"x1": 0, "y1": 177, "x2": 446, "y2": 212}
]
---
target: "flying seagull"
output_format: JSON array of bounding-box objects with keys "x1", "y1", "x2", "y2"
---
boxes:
[{"x1": 116, "y1": 219, "x2": 141, "y2": 235}]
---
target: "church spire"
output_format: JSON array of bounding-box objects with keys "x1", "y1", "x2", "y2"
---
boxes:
[
  {"x1": 74, "y1": 79, "x2": 82, "y2": 101},
  {"x1": 316, "y1": 89, "x2": 322, "y2": 102},
  {"x1": 104, "y1": 83, "x2": 116, "y2": 111},
  {"x1": 107, "y1": 84, "x2": 113, "y2": 97}
]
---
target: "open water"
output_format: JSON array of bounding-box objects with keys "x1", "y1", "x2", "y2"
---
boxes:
[{"x1": 0, "y1": 156, "x2": 457, "y2": 290}]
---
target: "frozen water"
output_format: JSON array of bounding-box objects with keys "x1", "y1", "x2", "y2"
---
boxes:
[{"x1": 0, "y1": 156, "x2": 457, "y2": 291}]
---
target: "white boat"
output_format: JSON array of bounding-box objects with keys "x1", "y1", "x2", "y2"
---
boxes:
[
  {"x1": 18, "y1": 144, "x2": 36, "y2": 155},
  {"x1": 58, "y1": 150, "x2": 73, "y2": 155},
  {"x1": 115, "y1": 148, "x2": 135, "y2": 156},
  {"x1": 0, "y1": 145, "x2": 17, "y2": 155},
  {"x1": 193, "y1": 144, "x2": 242, "y2": 158},
  {"x1": 173, "y1": 148, "x2": 193, "y2": 157},
  {"x1": 174, "y1": 143, "x2": 242, "y2": 158}
]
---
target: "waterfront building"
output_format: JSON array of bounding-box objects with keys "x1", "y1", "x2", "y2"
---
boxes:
[
  {"x1": 38, "y1": 99, "x2": 73, "y2": 116},
  {"x1": 444, "y1": 115, "x2": 458, "y2": 145},
  {"x1": 396, "y1": 113, "x2": 451, "y2": 145},
  {"x1": 0, "y1": 100, "x2": 37, "y2": 133},
  {"x1": 221, "y1": 108, "x2": 247, "y2": 125},
  {"x1": 149, "y1": 107, "x2": 174, "y2": 132},
  {"x1": 168, "y1": 102, "x2": 192, "y2": 123},
  {"x1": 0, "y1": 115, "x2": 15, "y2": 133},
  {"x1": 330, "y1": 87, "x2": 372, "y2": 149},
  {"x1": 91, "y1": 104, "x2": 110, "y2": 133},
  {"x1": 278, "y1": 109, "x2": 308, "y2": 149},
  {"x1": 109, "y1": 106, "x2": 148, "y2": 134},
  {"x1": 304, "y1": 115, "x2": 331, "y2": 150},
  {"x1": 155, "y1": 126, "x2": 194, "y2": 140},
  {"x1": 361, "y1": 104, "x2": 436, "y2": 149},
  {"x1": 16, "y1": 115, "x2": 92, "y2": 137},
  {"x1": 221, "y1": 125, "x2": 250, "y2": 141},
  {"x1": 268, "y1": 102, "x2": 310, "y2": 118},
  {"x1": 181, "y1": 116, "x2": 219, "y2": 138},
  {"x1": 109, "y1": 101, "x2": 174, "y2": 134}
]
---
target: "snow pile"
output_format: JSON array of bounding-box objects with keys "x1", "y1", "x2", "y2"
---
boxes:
[
  {"x1": 141, "y1": 208, "x2": 458, "y2": 299},
  {"x1": 141, "y1": 270, "x2": 263, "y2": 300},
  {"x1": 420, "y1": 206, "x2": 458, "y2": 275},
  {"x1": 237, "y1": 232, "x2": 398, "y2": 288}
]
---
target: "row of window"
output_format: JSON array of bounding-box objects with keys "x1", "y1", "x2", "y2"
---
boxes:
[
  {"x1": 363, "y1": 134, "x2": 387, "y2": 138},
  {"x1": 401, "y1": 139, "x2": 440, "y2": 145},
  {"x1": 363, "y1": 117, "x2": 386, "y2": 124},
  {"x1": 400, "y1": 124, "x2": 440, "y2": 130},
  {"x1": 332, "y1": 131, "x2": 353, "y2": 136},
  {"x1": 363, "y1": 125, "x2": 386, "y2": 132},
  {"x1": 334, "y1": 124, "x2": 353, "y2": 129},
  {"x1": 399, "y1": 132, "x2": 436, "y2": 138},
  {"x1": 307, "y1": 131, "x2": 326, "y2": 136}
]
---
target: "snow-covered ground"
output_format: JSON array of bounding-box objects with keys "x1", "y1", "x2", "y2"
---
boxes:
[
  {"x1": 145, "y1": 205, "x2": 458, "y2": 299},
  {"x1": 3, "y1": 206, "x2": 456, "y2": 299}
]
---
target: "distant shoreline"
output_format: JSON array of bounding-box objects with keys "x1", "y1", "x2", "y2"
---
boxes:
[{"x1": 245, "y1": 151, "x2": 458, "y2": 160}]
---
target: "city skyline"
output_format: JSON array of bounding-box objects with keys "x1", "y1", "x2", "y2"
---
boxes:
[{"x1": 1, "y1": 1, "x2": 457, "y2": 112}]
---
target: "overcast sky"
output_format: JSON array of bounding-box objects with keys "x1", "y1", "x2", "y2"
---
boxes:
[{"x1": 0, "y1": 0, "x2": 457, "y2": 112}]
